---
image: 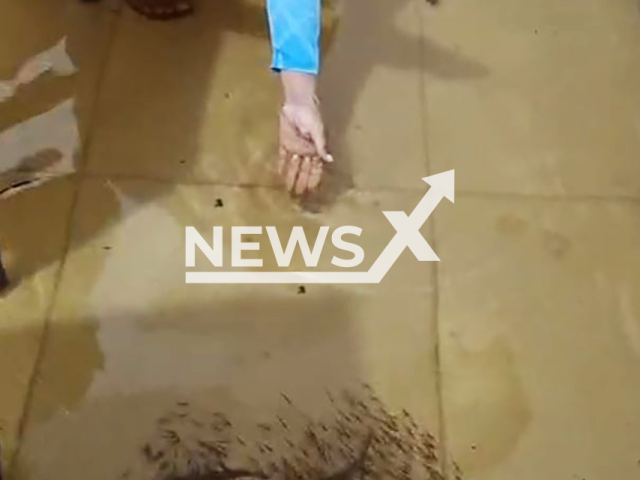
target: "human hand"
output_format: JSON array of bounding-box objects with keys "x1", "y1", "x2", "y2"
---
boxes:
[{"x1": 277, "y1": 73, "x2": 333, "y2": 195}]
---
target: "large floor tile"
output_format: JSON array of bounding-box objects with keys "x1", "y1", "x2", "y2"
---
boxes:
[
  {"x1": 423, "y1": 0, "x2": 640, "y2": 196},
  {"x1": 435, "y1": 196, "x2": 640, "y2": 480},
  {"x1": 15, "y1": 178, "x2": 443, "y2": 479},
  {"x1": 0, "y1": 178, "x2": 75, "y2": 467}
]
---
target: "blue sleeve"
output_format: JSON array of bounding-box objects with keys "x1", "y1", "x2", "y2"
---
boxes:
[{"x1": 266, "y1": 0, "x2": 321, "y2": 75}]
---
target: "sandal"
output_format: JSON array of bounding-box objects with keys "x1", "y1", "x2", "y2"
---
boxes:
[{"x1": 125, "y1": 0, "x2": 194, "y2": 20}]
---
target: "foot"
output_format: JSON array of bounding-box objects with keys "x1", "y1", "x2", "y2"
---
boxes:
[
  {"x1": 0, "y1": 257, "x2": 8, "y2": 294},
  {"x1": 125, "y1": 0, "x2": 193, "y2": 20}
]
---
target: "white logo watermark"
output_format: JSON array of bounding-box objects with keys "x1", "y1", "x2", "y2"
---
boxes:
[{"x1": 185, "y1": 170, "x2": 454, "y2": 284}]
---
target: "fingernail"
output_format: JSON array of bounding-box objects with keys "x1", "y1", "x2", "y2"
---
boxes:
[{"x1": 325, "y1": 154, "x2": 334, "y2": 163}]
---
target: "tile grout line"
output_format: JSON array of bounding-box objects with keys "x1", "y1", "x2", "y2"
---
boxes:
[
  {"x1": 81, "y1": 171, "x2": 431, "y2": 193},
  {"x1": 77, "y1": 4, "x2": 124, "y2": 177},
  {"x1": 8, "y1": 178, "x2": 82, "y2": 478},
  {"x1": 80, "y1": 172, "x2": 640, "y2": 206},
  {"x1": 8, "y1": 6, "x2": 124, "y2": 476},
  {"x1": 429, "y1": 218, "x2": 447, "y2": 480},
  {"x1": 455, "y1": 189, "x2": 640, "y2": 204},
  {"x1": 416, "y1": 2, "x2": 450, "y2": 479}
]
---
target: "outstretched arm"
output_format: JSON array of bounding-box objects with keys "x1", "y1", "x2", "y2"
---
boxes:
[{"x1": 266, "y1": 0, "x2": 332, "y2": 194}]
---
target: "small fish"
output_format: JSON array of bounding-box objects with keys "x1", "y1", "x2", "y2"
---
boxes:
[
  {"x1": 277, "y1": 416, "x2": 289, "y2": 430},
  {"x1": 141, "y1": 443, "x2": 165, "y2": 463},
  {"x1": 258, "y1": 423, "x2": 272, "y2": 432},
  {"x1": 325, "y1": 390, "x2": 335, "y2": 403},
  {"x1": 162, "y1": 430, "x2": 180, "y2": 444}
]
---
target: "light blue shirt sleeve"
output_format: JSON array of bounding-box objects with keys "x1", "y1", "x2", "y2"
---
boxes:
[{"x1": 266, "y1": 0, "x2": 321, "y2": 75}]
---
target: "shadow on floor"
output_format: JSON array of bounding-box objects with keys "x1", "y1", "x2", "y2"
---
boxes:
[{"x1": 313, "y1": 0, "x2": 488, "y2": 208}]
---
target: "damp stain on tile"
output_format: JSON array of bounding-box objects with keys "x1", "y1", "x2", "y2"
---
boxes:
[
  {"x1": 0, "y1": 148, "x2": 64, "y2": 198},
  {"x1": 0, "y1": 98, "x2": 79, "y2": 198},
  {"x1": 495, "y1": 214, "x2": 528, "y2": 237},
  {"x1": 541, "y1": 229, "x2": 571, "y2": 259},
  {"x1": 27, "y1": 321, "x2": 105, "y2": 425},
  {"x1": 446, "y1": 337, "x2": 532, "y2": 474}
]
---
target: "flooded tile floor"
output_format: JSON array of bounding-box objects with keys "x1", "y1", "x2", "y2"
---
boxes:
[{"x1": 1, "y1": 0, "x2": 640, "y2": 479}]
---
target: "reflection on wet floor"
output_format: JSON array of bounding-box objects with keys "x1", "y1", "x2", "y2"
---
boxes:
[{"x1": 2, "y1": 0, "x2": 640, "y2": 479}]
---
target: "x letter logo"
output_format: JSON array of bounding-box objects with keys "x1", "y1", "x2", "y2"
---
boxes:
[{"x1": 383, "y1": 211, "x2": 439, "y2": 261}]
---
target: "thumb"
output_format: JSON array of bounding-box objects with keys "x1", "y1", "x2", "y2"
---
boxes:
[{"x1": 307, "y1": 116, "x2": 332, "y2": 162}]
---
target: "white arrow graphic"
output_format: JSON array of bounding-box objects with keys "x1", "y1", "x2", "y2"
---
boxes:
[{"x1": 186, "y1": 170, "x2": 454, "y2": 284}]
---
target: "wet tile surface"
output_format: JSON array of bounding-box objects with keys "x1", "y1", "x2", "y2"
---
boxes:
[
  {"x1": 84, "y1": 0, "x2": 280, "y2": 183},
  {"x1": 15, "y1": 180, "x2": 440, "y2": 479},
  {"x1": 0, "y1": 179, "x2": 75, "y2": 466},
  {"x1": 422, "y1": 0, "x2": 640, "y2": 196},
  {"x1": 2, "y1": 0, "x2": 640, "y2": 478},
  {"x1": 435, "y1": 196, "x2": 640, "y2": 480},
  {"x1": 85, "y1": 0, "x2": 429, "y2": 190}
]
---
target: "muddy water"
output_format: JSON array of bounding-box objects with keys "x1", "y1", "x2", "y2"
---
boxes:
[
  {"x1": 15, "y1": 386, "x2": 448, "y2": 480},
  {"x1": 11, "y1": 178, "x2": 446, "y2": 478},
  {"x1": 2, "y1": 1, "x2": 452, "y2": 479}
]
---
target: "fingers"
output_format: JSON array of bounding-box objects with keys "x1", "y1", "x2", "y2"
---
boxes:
[
  {"x1": 306, "y1": 118, "x2": 331, "y2": 162},
  {"x1": 295, "y1": 156, "x2": 313, "y2": 195},
  {"x1": 285, "y1": 154, "x2": 301, "y2": 192},
  {"x1": 278, "y1": 106, "x2": 332, "y2": 194},
  {"x1": 308, "y1": 158, "x2": 323, "y2": 191},
  {"x1": 279, "y1": 149, "x2": 326, "y2": 195},
  {"x1": 277, "y1": 146, "x2": 287, "y2": 177}
]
